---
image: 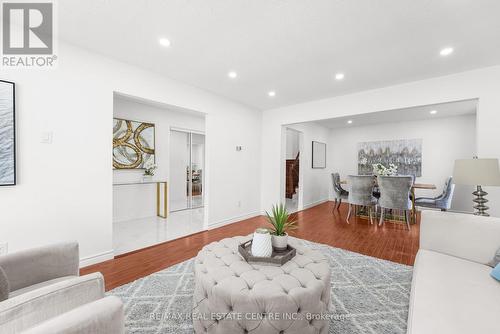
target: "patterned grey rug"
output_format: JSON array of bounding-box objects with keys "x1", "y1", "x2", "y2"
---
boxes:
[{"x1": 109, "y1": 238, "x2": 413, "y2": 334}]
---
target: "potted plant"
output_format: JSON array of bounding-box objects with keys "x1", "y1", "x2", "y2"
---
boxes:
[{"x1": 265, "y1": 204, "x2": 297, "y2": 250}]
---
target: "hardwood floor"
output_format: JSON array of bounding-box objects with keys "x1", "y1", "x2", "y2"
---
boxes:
[{"x1": 81, "y1": 201, "x2": 420, "y2": 291}]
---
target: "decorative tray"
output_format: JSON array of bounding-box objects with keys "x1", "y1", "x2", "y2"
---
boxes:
[{"x1": 238, "y1": 239, "x2": 296, "y2": 266}]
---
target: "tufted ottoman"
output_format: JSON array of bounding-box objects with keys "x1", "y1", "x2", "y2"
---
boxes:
[{"x1": 193, "y1": 236, "x2": 331, "y2": 334}]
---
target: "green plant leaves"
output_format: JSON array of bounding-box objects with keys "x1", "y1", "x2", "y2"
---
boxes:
[{"x1": 265, "y1": 203, "x2": 297, "y2": 236}]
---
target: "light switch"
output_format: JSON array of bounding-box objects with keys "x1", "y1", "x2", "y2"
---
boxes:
[{"x1": 40, "y1": 131, "x2": 53, "y2": 144}]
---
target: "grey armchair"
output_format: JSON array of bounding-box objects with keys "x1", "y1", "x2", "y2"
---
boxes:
[
  {"x1": 0, "y1": 242, "x2": 79, "y2": 297},
  {"x1": 0, "y1": 242, "x2": 124, "y2": 334},
  {"x1": 331, "y1": 173, "x2": 349, "y2": 211},
  {"x1": 378, "y1": 175, "x2": 413, "y2": 230},
  {"x1": 415, "y1": 176, "x2": 455, "y2": 211},
  {"x1": 347, "y1": 175, "x2": 377, "y2": 224}
]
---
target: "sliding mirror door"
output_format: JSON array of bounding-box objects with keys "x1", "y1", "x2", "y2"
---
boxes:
[
  {"x1": 191, "y1": 133, "x2": 205, "y2": 208},
  {"x1": 170, "y1": 130, "x2": 190, "y2": 211},
  {"x1": 170, "y1": 129, "x2": 205, "y2": 212}
]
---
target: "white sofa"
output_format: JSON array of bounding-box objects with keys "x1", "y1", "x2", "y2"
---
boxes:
[{"x1": 408, "y1": 211, "x2": 500, "y2": 334}]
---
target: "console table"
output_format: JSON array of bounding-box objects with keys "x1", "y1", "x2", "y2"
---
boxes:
[{"x1": 112, "y1": 181, "x2": 168, "y2": 218}]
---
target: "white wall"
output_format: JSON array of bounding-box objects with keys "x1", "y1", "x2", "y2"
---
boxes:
[
  {"x1": 261, "y1": 66, "x2": 500, "y2": 217},
  {"x1": 284, "y1": 123, "x2": 330, "y2": 209},
  {"x1": 0, "y1": 40, "x2": 262, "y2": 266},
  {"x1": 327, "y1": 115, "x2": 476, "y2": 212},
  {"x1": 112, "y1": 97, "x2": 204, "y2": 222}
]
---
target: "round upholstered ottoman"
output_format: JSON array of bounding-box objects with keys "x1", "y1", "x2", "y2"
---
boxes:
[{"x1": 193, "y1": 236, "x2": 331, "y2": 334}]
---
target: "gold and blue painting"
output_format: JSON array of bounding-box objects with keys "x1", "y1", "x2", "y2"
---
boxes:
[
  {"x1": 113, "y1": 118, "x2": 155, "y2": 169},
  {"x1": 0, "y1": 80, "x2": 15, "y2": 186}
]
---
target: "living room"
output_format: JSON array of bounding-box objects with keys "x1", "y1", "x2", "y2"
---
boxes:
[{"x1": 1, "y1": 1, "x2": 500, "y2": 334}]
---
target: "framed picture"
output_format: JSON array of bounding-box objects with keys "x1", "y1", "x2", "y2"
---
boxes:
[
  {"x1": 0, "y1": 80, "x2": 15, "y2": 186},
  {"x1": 113, "y1": 118, "x2": 155, "y2": 169},
  {"x1": 312, "y1": 141, "x2": 326, "y2": 169},
  {"x1": 357, "y1": 138, "x2": 422, "y2": 176}
]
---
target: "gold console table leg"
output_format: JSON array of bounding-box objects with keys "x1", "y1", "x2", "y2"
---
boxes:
[{"x1": 156, "y1": 182, "x2": 168, "y2": 218}]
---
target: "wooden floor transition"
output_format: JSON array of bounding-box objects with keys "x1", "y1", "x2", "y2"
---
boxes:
[{"x1": 81, "y1": 201, "x2": 420, "y2": 291}]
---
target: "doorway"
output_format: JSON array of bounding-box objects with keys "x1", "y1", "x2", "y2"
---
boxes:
[
  {"x1": 112, "y1": 93, "x2": 206, "y2": 256},
  {"x1": 284, "y1": 127, "x2": 304, "y2": 213},
  {"x1": 169, "y1": 129, "x2": 205, "y2": 212}
]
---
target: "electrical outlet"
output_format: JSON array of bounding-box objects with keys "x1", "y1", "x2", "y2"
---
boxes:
[
  {"x1": 237, "y1": 201, "x2": 241, "y2": 207},
  {"x1": 0, "y1": 243, "x2": 8, "y2": 255}
]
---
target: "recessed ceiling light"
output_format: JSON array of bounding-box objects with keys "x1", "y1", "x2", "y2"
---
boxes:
[
  {"x1": 347, "y1": 120, "x2": 353, "y2": 124},
  {"x1": 335, "y1": 73, "x2": 345, "y2": 80},
  {"x1": 268, "y1": 91, "x2": 276, "y2": 97},
  {"x1": 440, "y1": 47, "x2": 454, "y2": 56},
  {"x1": 159, "y1": 38, "x2": 171, "y2": 47},
  {"x1": 228, "y1": 71, "x2": 238, "y2": 79},
  {"x1": 430, "y1": 110, "x2": 438, "y2": 115}
]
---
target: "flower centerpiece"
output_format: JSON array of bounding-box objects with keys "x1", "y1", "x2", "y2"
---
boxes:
[
  {"x1": 265, "y1": 203, "x2": 297, "y2": 250},
  {"x1": 142, "y1": 160, "x2": 157, "y2": 181},
  {"x1": 372, "y1": 163, "x2": 398, "y2": 176}
]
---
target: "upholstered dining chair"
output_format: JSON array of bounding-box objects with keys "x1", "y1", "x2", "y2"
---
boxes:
[
  {"x1": 346, "y1": 175, "x2": 377, "y2": 224},
  {"x1": 415, "y1": 176, "x2": 455, "y2": 211},
  {"x1": 378, "y1": 175, "x2": 413, "y2": 230},
  {"x1": 331, "y1": 173, "x2": 349, "y2": 211}
]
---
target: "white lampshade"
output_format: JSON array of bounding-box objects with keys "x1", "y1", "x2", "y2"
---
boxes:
[{"x1": 453, "y1": 158, "x2": 500, "y2": 186}]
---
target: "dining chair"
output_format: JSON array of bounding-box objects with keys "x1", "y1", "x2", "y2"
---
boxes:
[
  {"x1": 378, "y1": 175, "x2": 413, "y2": 230},
  {"x1": 415, "y1": 176, "x2": 455, "y2": 211},
  {"x1": 331, "y1": 173, "x2": 349, "y2": 212},
  {"x1": 346, "y1": 175, "x2": 377, "y2": 224}
]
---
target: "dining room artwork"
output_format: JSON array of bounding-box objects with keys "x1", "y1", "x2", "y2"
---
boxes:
[{"x1": 357, "y1": 138, "x2": 422, "y2": 176}]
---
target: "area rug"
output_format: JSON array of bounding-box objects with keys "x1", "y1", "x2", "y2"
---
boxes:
[{"x1": 109, "y1": 238, "x2": 413, "y2": 334}]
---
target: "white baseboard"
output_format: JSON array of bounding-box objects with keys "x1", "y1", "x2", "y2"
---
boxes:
[
  {"x1": 79, "y1": 250, "x2": 114, "y2": 268},
  {"x1": 418, "y1": 207, "x2": 473, "y2": 215},
  {"x1": 302, "y1": 198, "x2": 329, "y2": 210},
  {"x1": 208, "y1": 211, "x2": 262, "y2": 230}
]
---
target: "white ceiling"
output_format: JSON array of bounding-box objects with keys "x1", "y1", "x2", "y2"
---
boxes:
[
  {"x1": 310, "y1": 99, "x2": 477, "y2": 129},
  {"x1": 59, "y1": 1, "x2": 500, "y2": 110}
]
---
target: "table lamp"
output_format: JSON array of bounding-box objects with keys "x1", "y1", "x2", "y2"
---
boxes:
[{"x1": 453, "y1": 158, "x2": 500, "y2": 216}]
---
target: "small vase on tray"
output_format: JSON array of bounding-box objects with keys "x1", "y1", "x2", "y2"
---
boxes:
[{"x1": 251, "y1": 228, "x2": 273, "y2": 257}]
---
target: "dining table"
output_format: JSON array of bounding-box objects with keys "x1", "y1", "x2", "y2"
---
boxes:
[{"x1": 340, "y1": 180, "x2": 436, "y2": 224}]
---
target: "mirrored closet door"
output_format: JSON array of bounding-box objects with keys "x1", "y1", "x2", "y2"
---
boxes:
[{"x1": 170, "y1": 129, "x2": 205, "y2": 211}]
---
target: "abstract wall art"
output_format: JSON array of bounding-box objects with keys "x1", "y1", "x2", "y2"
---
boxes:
[
  {"x1": 0, "y1": 80, "x2": 15, "y2": 186},
  {"x1": 357, "y1": 138, "x2": 422, "y2": 176},
  {"x1": 113, "y1": 118, "x2": 155, "y2": 169}
]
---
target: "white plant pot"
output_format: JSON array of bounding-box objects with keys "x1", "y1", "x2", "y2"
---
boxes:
[
  {"x1": 251, "y1": 229, "x2": 272, "y2": 257},
  {"x1": 271, "y1": 233, "x2": 288, "y2": 251}
]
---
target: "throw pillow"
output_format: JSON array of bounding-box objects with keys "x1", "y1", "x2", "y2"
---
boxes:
[
  {"x1": 489, "y1": 247, "x2": 500, "y2": 267},
  {"x1": 0, "y1": 266, "x2": 9, "y2": 301},
  {"x1": 491, "y1": 263, "x2": 500, "y2": 282}
]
